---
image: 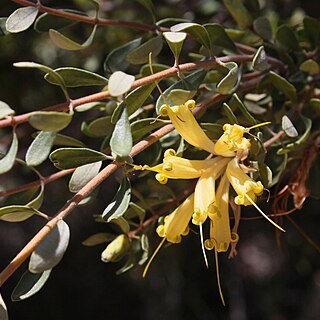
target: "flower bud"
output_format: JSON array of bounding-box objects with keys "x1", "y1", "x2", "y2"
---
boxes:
[{"x1": 101, "y1": 234, "x2": 131, "y2": 263}]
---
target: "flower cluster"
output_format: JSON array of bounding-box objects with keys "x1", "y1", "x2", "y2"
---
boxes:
[{"x1": 134, "y1": 100, "x2": 284, "y2": 257}]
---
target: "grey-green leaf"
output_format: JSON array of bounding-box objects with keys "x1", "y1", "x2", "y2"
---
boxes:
[
  {"x1": 0, "y1": 101, "x2": 15, "y2": 119},
  {"x1": 29, "y1": 220, "x2": 70, "y2": 273},
  {"x1": 253, "y1": 16, "x2": 273, "y2": 41},
  {"x1": 276, "y1": 25, "x2": 300, "y2": 51},
  {"x1": 6, "y1": 6, "x2": 38, "y2": 33},
  {"x1": 53, "y1": 134, "x2": 86, "y2": 147},
  {"x1": 282, "y1": 115, "x2": 298, "y2": 138},
  {"x1": 26, "y1": 131, "x2": 57, "y2": 166},
  {"x1": 102, "y1": 175, "x2": 131, "y2": 222},
  {"x1": 81, "y1": 116, "x2": 114, "y2": 138},
  {"x1": 268, "y1": 71, "x2": 297, "y2": 102},
  {"x1": 28, "y1": 111, "x2": 72, "y2": 132},
  {"x1": 299, "y1": 59, "x2": 319, "y2": 74},
  {"x1": 82, "y1": 232, "x2": 116, "y2": 246},
  {"x1": 49, "y1": 147, "x2": 108, "y2": 169},
  {"x1": 163, "y1": 32, "x2": 187, "y2": 60},
  {"x1": 217, "y1": 62, "x2": 239, "y2": 94},
  {"x1": 131, "y1": 118, "x2": 166, "y2": 141},
  {"x1": 204, "y1": 23, "x2": 236, "y2": 51},
  {"x1": 11, "y1": 269, "x2": 51, "y2": 301},
  {"x1": 0, "y1": 205, "x2": 40, "y2": 222},
  {"x1": 0, "y1": 293, "x2": 8, "y2": 320},
  {"x1": 223, "y1": 0, "x2": 252, "y2": 29},
  {"x1": 0, "y1": 18, "x2": 9, "y2": 36},
  {"x1": 0, "y1": 130, "x2": 18, "y2": 175},
  {"x1": 252, "y1": 46, "x2": 269, "y2": 71},
  {"x1": 45, "y1": 67, "x2": 108, "y2": 87},
  {"x1": 126, "y1": 36, "x2": 163, "y2": 64},
  {"x1": 69, "y1": 161, "x2": 102, "y2": 193},
  {"x1": 108, "y1": 71, "x2": 135, "y2": 97},
  {"x1": 110, "y1": 107, "x2": 133, "y2": 159},
  {"x1": 171, "y1": 22, "x2": 211, "y2": 49}
]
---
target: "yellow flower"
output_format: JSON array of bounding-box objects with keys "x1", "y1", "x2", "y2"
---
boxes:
[
  {"x1": 156, "y1": 194, "x2": 194, "y2": 243},
  {"x1": 192, "y1": 157, "x2": 231, "y2": 225},
  {"x1": 214, "y1": 124, "x2": 251, "y2": 157},
  {"x1": 134, "y1": 149, "x2": 224, "y2": 184},
  {"x1": 159, "y1": 100, "x2": 215, "y2": 154}
]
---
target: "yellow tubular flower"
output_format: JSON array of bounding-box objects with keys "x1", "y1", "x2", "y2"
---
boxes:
[
  {"x1": 134, "y1": 149, "x2": 223, "y2": 184},
  {"x1": 156, "y1": 194, "x2": 194, "y2": 243},
  {"x1": 214, "y1": 124, "x2": 251, "y2": 157},
  {"x1": 226, "y1": 157, "x2": 263, "y2": 206},
  {"x1": 205, "y1": 173, "x2": 232, "y2": 252},
  {"x1": 159, "y1": 100, "x2": 215, "y2": 154},
  {"x1": 192, "y1": 157, "x2": 231, "y2": 225}
]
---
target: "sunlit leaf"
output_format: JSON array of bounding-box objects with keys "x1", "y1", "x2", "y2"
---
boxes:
[
  {"x1": 216, "y1": 62, "x2": 239, "y2": 94},
  {"x1": 0, "y1": 130, "x2": 18, "y2": 175},
  {"x1": 49, "y1": 147, "x2": 108, "y2": 169},
  {"x1": 101, "y1": 234, "x2": 131, "y2": 262},
  {"x1": 6, "y1": 6, "x2": 38, "y2": 33},
  {"x1": 28, "y1": 111, "x2": 72, "y2": 132},
  {"x1": 69, "y1": 161, "x2": 102, "y2": 193},
  {"x1": 26, "y1": 131, "x2": 57, "y2": 167},
  {"x1": 29, "y1": 220, "x2": 70, "y2": 273},
  {"x1": 299, "y1": 59, "x2": 319, "y2": 74},
  {"x1": 108, "y1": 71, "x2": 135, "y2": 97},
  {"x1": 282, "y1": 115, "x2": 298, "y2": 138},
  {"x1": 168, "y1": 89, "x2": 195, "y2": 105},
  {"x1": 252, "y1": 46, "x2": 269, "y2": 71},
  {"x1": 163, "y1": 32, "x2": 187, "y2": 60},
  {"x1": 102, "y1": 175, "x2": 131, "y2": 222},
  {"x1": 109, "y1": 217, "x2": 130, "y2": 234},
  {"x1": 0, "y1": 101, "x2": 15, "y2": 119},
  {"x1": 0, "y1": 205, "x2": 41, "y2": 222},
  {"x1": 11, "y1": 269, "x2": 51, "y2": 301}
]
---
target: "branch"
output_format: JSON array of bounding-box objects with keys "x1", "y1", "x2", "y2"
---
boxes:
[{"x1": 11, "y1": 0, "x2": 159, "y2": 32}]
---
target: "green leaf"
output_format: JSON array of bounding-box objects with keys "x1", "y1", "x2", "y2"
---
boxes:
[
  {"x1": 27, "y1": 181, "x2": 44, "y2": 210},
  {"x1": 229, "y1": 93, "x2": 256, "y2": 125},
  {"x1": 82, "y1": 232, "x2": 116, "y2": 246},
  {"x1": 125, "y1": 202, "x2": 146, "y2": 220},
  {"x1": 6, "y1": 6, "x2": 38, "y2": 33},
  {"x1": 101, "y1": 234, "x2": 131, "y2": 262},
  {"x1": 252, "y1": 46, "x2": 269, "y2": 71},
  {"x1": 29, "y1": 220, "x2": 70, "y2": 273},
  {"x1": 170, "y1": 22, "x2": 211, "y2": 49},
  {"x1": 0, "y1": 18, "x2": 9, "y2": 36},
  {"x1": 0, "y1": 293, "x2": 8, "y2": 320},
  {"x1": 268, "y1": 71, "x2": 297, "y2": 102},
  {"x1": 109, "y1": 217, "x2": 130, "y2": 234},
  {"x1": 11, "y1": 269, "x2": 51, "y2": 301},
  {"x1": 69, "y1": 161, "x2": 102, "y2": 193},
  {"x1": 299, "y1": 59, "x2": 320, "y2": 74},
  {"x1": 49, "y1": 25, "x2": 97, "y2": 51},
  {"x1": 104, "y1": 37, "x2": 142, "y2": 73},
  {"x1": 0, "y1": 131, "x2": 18, "y2": 175},
  {"x1": 216, "y1": 62, "x2": 239, "y2": 94},
  {"x1": 28, "y1": 111, "x2": 72, "y2": 132},
  {"x1": 45, "y1": 67, "x2": 108, "y2": 87},
  {"x1": 131, "y1": 118, "x2": 166, "y2": 141},
  {"x1": 49, "y1": 147, "x2": 108, "y2": 169},
  {"x1": 0, "y1": 101, "x2": 15, "y2": 119},
  {"x1": 222, "y1": 103, "x2": 238, "y2": 124},
  {"x1": 1, "y1": 187, "x2": 38, "y2": 207},
  {"x1": 276, "y1": 25, "x2": 300, "y2": 51},
  {"x1": 265, "y1": 148, "x2": 287, "y2": 186},
  {"x1": 102, "y1": 175, "x2": 131, "y2": 222},
  {"x1": 204, "y1": 23, "x2": 236, "y2": 51},
  {"x1": 108, "y1": 71, "x2": 135, "y2": 97},
  {"x1": 110, "y1": 107, "x2": 133, "y2": 159},
  {"x1": 53, "y1": 134, "x2": 85, "y2": 147},
  {"x1": 26, "y1": 131, "x2": 57, "y2": 166},
  {"x1": 136, "y1": 0, "x2": 155, "y2": 19},
  {"x1": 303, "y1": 17, "x2": 320, "y2": 48},
  {"x1": 163, "y1": 32, "x2": 187, "y2": 60},
  {"x1": 282, "y1": 115, "x2": 298, "y2": 138},
  {"x1": 168, "y1": 89, "x2": 195, "y2": 105},
  {"x1": 253, "y1": 16, "x2": 273, "y2": 41},
  {"x1": 223, "y1": 0, "x2": 252, "y2": 29},
  {"x1": 112, "y1": 83, "x2": 156, "y2": 123},
  {"x1": 310, "y1": 98, "x2": 320, "y2": 113},
  {"x1": 34, "y1": 10, "x2": 83, "y2": 32},
  {"x1": 75, "y1": 102, "x2": 105, "y2": 113},
  {"x1": 81, "y1": 116, "x2": 114, "y2": 138},
  {"x1": 126, "y1": 36, "x2": 163, "y2": 64},
  {"x1": 156, "y1": 69, "x2": 206, "y2": 113},
  {"x1": 14, "y1": 62, "x2": 66, "y2": 90},
  {"x1": 0, "y1": 205, "x2": 41, "y2": 222}
]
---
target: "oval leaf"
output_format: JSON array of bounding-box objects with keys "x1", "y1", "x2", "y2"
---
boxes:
[
  {"x1": 82, "y1": 232, "x2": 116, "y2": 246},
  {"x1": 163, "y1": 32, "x2": 187, "y2": 59},
  {"x1": 252, "y1": 46, "x2": 269, "y2": 71},
  {"x1": 28, "y1": 111, "x2": 72, "y2": 132},
  {"x1": 204, "y1": 23, "x2": 236, "y2": 51},
  {"x1": 268, "y1": 71, "x2": 297, "y2": 102},
  {"x1": 299, "y1": 59, "x2": 320, "y2": 74},
  {"x1": 131, "y1": 118, "x2": 166, "y2": 141},
  {"x1": 6, "y1": 6, "x2": 38, "y2": 33},
  {"x1": 253, "y1": 16, "x2": 273, "y2": 41},
  {"x1": 0, "y1": 293, "x2": 8, "y2": 320},
  {"x1": 282, "y1": 115, "x2": 298, "y2": 138},
  {"x1": 26, "y1": 131, "x2": 57, "y2": 166},
  {"x1": 81, "y1": 116, "x2": 114, "y2": 138},
  {"x1": 53, "y1": 133, "x2": 86, "y2": 147},
  {"x1": 0, "y1": 205, "x2": 40, "y2": 222},
  {"x1": 223, "y1": 0, "x2": 252, "y2": 29},
  {"x1": 49, "y1": 147, "x2": 108, "y2": 169},
  {"x1": 45, "y1": 67, "x2": 108, "y2": 87},
  {"x1": 0, "y1": 131, "x2": 18, "y2": 175},
  {"x1": 217, "y1": 62, "x2": 239, "y2": 94},
  {"x1": 108, "y1": 71, "x2": 135, "y2": 97},
  {"x1": 11, "y1": 269, "x2": 51, "y2": 301},
  {"x1": 102, "y1": 175, "x2": 131, "y2": 221},
  {"x1": 0, "y1": 101, "x2": 15, "y2": 119},
  {"x1": 126, "y1": 36, "x2": 163, "y2": 64},
  {"x1": 69, "y1": 161, "x2": 102, "y2": 193},
  {"x1": 170, "y1": 22, "x2": 211, "y2": 49},
  {"x1": 110, "y1": 107, "x2": 133, "y2": 159},
  {"x1": 276, "y1": 25, "x2": 300, "y2": 51},
  {"x1": 29, "y1": 220, "x2": 70, "y2": 273}
]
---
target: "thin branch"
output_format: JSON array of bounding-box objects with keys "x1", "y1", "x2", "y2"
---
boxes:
[
  {"x1": 0, "y1": 55, "x2": 254, "y2": 129},
  {"x1": 11, "y1": 0, "x2": 159, "y2": 32}
]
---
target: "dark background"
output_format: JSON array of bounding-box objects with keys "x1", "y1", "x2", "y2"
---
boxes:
[{"x1": 0, "y1": 1, "x2": 320, "y2": 319}]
